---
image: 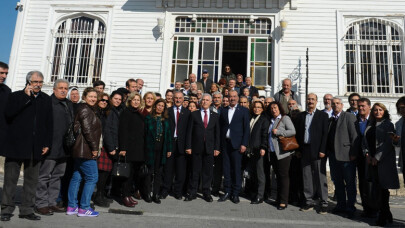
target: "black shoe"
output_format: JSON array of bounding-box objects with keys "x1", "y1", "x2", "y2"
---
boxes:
[
  {"x1": 277, "y1": 204, "x2": 287, "y2": 210},
  {"x1": 300, "y1": 204, "x2": 314, "y2": 212},
  {"x1": 318, "y1": 206, "x2": 328, "y2": 215},
  {"x1": 231, "y1": 196, "x2": 240, "y2": 204},
  {"x1": 1, "y1": 213, "x2": 13, "y2": 221},
  {"x1": 159, "y1": 191, "x2": 168, "y2": 199},
  {"x1": 144, "y1": 194, "x2": 152, "y2": 203},
  {"x1": 361, "y1": 211, "x2": 377, "y2": 218},
  {"x1": 202, "y1": 194, "x2": 213, "y2": 203},
  {"x1": 251, "y1": 197, "x2": 263, "y2": 204},
  {"x1": 152, "y1": 195, "x2": 161, "y2": 204},
  {"x1": 19, "y1": 213, "x2": 41, "y2": 220},
  {"x1": 94, "y1": 196, "x2": 110, "y2": 208},
  {"x1": 174, "y1": 194, "x2": 183, "y2": 200},
  {"x1": 211, "y1": 191, "x2": 220, "y2": 197},
  {"x1": 184, "y1": 194, "x2": 196, "y2": 202},
  {"x1": 218, "y1": 193, "x2": 230, "y2": 202},
  {"x1": 331, "y1": 207, "x2": 346, "y2": 214}
]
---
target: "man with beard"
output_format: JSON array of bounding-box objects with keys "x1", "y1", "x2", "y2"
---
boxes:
[{"x1": 322, "y1": 94, "x2": 333, "y2": 118}]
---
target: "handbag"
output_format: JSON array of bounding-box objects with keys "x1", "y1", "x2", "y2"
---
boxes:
[
  {"x1": 63, "y1": 122, "x2": 81, "y2": 153},
  {"x1": 275, "y1": 116, "x2": 299, "y2": 151},
  {"x1": 111, "y1": 156, "x2": 132, "y2": 178}
]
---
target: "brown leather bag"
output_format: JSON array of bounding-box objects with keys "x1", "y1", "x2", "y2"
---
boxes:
[{"x1": 275, "y1": 116, "x2": 299, "y2": 151}]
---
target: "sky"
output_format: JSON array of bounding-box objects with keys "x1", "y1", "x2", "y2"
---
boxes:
[{"x1": 0, "y1": 0, "x2": 19, "y2": 64}]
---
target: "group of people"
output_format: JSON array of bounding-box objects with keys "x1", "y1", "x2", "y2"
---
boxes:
[{"x1": 0, "y1": 61, "x2": 404, "y2": 227}]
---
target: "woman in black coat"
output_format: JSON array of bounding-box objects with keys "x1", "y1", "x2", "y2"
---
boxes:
[
  {"x1": 118, "y1": 92, "x2": 145, "y2": 207},
  {"x1": 248, "y1": 101, "x2": 269, "y2": 204},
  {"x1": 94, "y1": 91, "x2": 124, "y2": 207}
]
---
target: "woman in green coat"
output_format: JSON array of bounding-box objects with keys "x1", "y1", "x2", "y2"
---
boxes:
[{"x1": 144, "y1": 99, "x2": 172, "y2": 204}]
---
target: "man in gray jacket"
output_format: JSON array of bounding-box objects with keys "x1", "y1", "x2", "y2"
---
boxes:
[
  {"x1": 35, "y1": 79, "x2": 73, "y2": 215},
  {"x1": 327, "y1": 97, "x2": 358, "y2": 218}
]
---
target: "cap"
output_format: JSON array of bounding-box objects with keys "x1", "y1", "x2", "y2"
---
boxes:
[{"x1": 202, "y1": 69, "x2": 208, "y2": 73}]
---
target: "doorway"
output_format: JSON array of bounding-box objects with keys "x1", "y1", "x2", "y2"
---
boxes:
[{"x1": 221, "y1": 36, "x2": 248, "y2": 79}]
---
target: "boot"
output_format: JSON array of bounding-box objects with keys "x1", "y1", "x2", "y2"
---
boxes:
[
  {"x1": 152, "y1": 194, "x2": 161, "y2": 204},
  {"x1": 94, "y1": 192, "x2": 110, "y2": 208}
]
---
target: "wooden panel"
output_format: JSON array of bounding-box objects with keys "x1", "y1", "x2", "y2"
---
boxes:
[
  {"x1": 204, "y1": 0, "x2": 210, "y2": 8},
  {"x1": 253, "y1": 0, "x2": 260, "y2": 8},
  {"x1": 265, "y1": 0, "x2": 272, "y2": 8},
  {"x1": 156, "y1": 0, "x2": 162, "y2": 8},
  {"x1": 229, "y1": 0, "x2": 235, "y2": 8},
  {"x1": 180, "y1": 0, "x2": 187, "y2": 7},
  {"x1": 167, "y1": 0, "x2": 175, "y2": 7},
  {"x1": 241, "y1": 0, "x2": 248, "y2": 8},
  {"x1": 290, "y1": 0, "x2": 298, "y2": 10},
  {"x1": 216, "y1": 0, "x2": 223, "y2": 8},
  {"x1": 192, "y1": 0, "x2": 198, "y2": 8}
]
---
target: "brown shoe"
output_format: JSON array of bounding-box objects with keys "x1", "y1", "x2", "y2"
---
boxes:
[
  {"x1": 122, "y1": 197, "x2": 136, "y2": 207},
  {"x1": 133, "y1": 190, "x2": 142, "y2": 200},
  {"x1": 35, "y1": 207, "x2": 53, "y2": 216},
  {"x1": 49, "y1": 205, "x2": 66, "y2": 213},
  {"x1": 128, "y1": 197, "x2": 139, "y2": 205}
]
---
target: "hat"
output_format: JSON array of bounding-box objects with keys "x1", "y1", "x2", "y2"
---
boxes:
[{"x1": 202, "y1": 69, "x2": 208, "y2": 73}]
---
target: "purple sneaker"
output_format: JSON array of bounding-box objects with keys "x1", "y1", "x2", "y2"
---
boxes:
[
  {"x1": 77, "y1": 208, "x2": 99, "y2": 217},
  {"x1": 66, "y1": 206, "x2": 78, "y2": 215}
]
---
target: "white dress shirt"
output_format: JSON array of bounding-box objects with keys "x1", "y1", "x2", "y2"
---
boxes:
[
  {"x1": 201, "y1": 108, "x2": 210, "y2": 125},
  {"x1": 226, "y1": 104, "x2": 237, "y2": 138}
]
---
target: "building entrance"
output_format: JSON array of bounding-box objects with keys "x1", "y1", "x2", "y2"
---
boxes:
[{"x1": 221, "y1": 36, "x2": 248, "y2": 79}]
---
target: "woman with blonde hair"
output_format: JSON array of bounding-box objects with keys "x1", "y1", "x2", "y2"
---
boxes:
[{"x1": 141, "y1": 92, "x2": 156, "y2": 117}]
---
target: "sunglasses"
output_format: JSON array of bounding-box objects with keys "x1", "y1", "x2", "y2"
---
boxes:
[{"x1": 100, "y1": 99, "x2": 108, "y2": 102}]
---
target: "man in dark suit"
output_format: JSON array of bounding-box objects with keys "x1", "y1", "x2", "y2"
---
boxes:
[
  {"x1": 161, "y1": 91, "x2": 191, "y2": 200},
  {"x1": 218, "y1": 90, "x2": 250, "y2": 204},
  {"x1": 327, "y1": 97, "x2": 358, "y2": 218},
  {"x1": 184, "y1": 94, "x2": 220, "y2": 202},
  {"x1": 1, "y1": 71, "x2": 53, "y2": 221},
  {"x1": 355, "y1": 98, "x2": 377, "y2": 218},
  {"x1": 240, "y1": 77, "x2": 258, "y2": 96},
  {"x1": 296, "y1": 93, "x2": 329, "y2": 214},
  {"x1": 0, "y1": 62, "x2": 11, "y2": 157},
  {"x1": 198, "y1": 69, "x2": 214, "y2": 94}
]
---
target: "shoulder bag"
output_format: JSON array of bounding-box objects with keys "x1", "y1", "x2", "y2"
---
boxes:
[{"x1": 275, "y1": 116, "x2": 299, "y2": 151}]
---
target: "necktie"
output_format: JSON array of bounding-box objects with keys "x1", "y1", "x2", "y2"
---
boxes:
[
  {"x1": 204, "y1": 110, "x2": 208, "y2": 128},
  {"x1": 176, "y1": 108, "x2": 180, "y2": 135}
]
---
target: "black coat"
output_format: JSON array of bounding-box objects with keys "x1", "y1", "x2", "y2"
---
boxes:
[
  {"x1": 103, "y1": 106, "x2": 123, "y2": 153},
  {"x1": 168, "y1": 106, "x2": 191, "y2": 154},
  {"x1": 249, "y1": 115, "x2": 270, "y2": 151},
  {"x1": 296, "y1": 109, "x2": 329, "y2": 161},
  {"x1": 3, "y1": 90, "x2": 53, "y2": 160},
  {"x1": 0, "y1": 84, "x2": 11, "y2": 155},
  {"x1": 198, "y1": 78, "x2": 214, "y2": 94},
  {"x1": 240, "y1": 85, "x2": 259, "y2": 96},
  {"x1": 118, "y1": 107, "x2": 145, "y2": 162},
  {"x1": 46, "y1": 94, "x2": 74, "y2": 160},
  {"x1": 186, "y1": 109, "x2": 220, "y2": 155}
]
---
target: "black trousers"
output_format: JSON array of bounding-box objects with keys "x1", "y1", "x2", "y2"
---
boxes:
[
  {"x1": 121, "y1": 162, "x2": 147, "y2": 197},
  {"x1": 212, "y1": 151, "x2": 223, "y2": 193},
  {"x1": 162, "y1": 141, "x2": 187, "y2": 196},
  {"x1": 189, "y1": 149, "x2": 214, "y2": 196},
  {"x1": 1, "y1": 158, "x2": 40, "y2": 215},
  {"x1": 146, "y1": 142, "x2": 163, "y2": 196},
  {"x1": 270, "y1": 153, "x2": 292, "y2": 205},
  {"x1": 357, "y1": 153, "x2": 377, "y2": 214},
  {"x1": 289, "y1": 154, "x2": 304, "y2": 204}
]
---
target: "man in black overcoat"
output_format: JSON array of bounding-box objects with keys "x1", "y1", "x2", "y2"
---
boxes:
[
  {"x1": 0, "y1": 62, "x2": 11, "y2": 156},
  {"x1": 0, "y1": 71, "x2": 53, "y2": 221}
]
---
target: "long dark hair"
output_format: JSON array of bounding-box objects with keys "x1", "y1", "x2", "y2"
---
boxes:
[
  {"x1": 266, "y1": 101, "x2": 286, "y2": 117},
  {"x1": 250, "y1": 100, "x2": 264, "y2": 117},
  {"x1": 151, "y1": 99, "x2": 169, "y2": 120}
]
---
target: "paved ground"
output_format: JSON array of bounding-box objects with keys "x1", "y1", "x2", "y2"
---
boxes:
[{"x1": 1, "y1": 176, "x2": 405, "y2": 228}]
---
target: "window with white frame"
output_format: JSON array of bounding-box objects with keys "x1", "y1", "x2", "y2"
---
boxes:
[
  {"x1": 344, "y1": 18, "x2": 404, "y2": 94},
  {"x1": 50, "y1": 16, "x2": 106, "y2": 85}
]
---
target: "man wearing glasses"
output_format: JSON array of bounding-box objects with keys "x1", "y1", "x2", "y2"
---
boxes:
[
  {"x1": 322, "y1": 94, "x2": 333, "y2": 118},
  {"x1": 346, "y1": 93, "x2": 361, "y2": 116},
  {"x1": 1, "y1": 71, "x2": 53, "y2": 221}
]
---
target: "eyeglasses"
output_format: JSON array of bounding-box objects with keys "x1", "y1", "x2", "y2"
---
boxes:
[{"x1": 100, "y1": 99, "x2": 108, "y2": 102}]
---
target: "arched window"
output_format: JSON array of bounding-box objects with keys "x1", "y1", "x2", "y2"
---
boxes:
[
  {"x1": 50, "y1": 16, "x2": 106, "y2": 85},
  {"x1": 344, "y1": 18, "x2": 404, "y2": 94}
]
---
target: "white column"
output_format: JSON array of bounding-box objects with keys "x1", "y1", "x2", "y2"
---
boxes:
[{"x1": 264, "y1": 85, "x2": 272, "y2": 98}]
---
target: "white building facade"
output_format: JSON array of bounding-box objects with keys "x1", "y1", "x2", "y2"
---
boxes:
[{"x1": 6, "y1": 0, "x2": 405, "y2": 119}]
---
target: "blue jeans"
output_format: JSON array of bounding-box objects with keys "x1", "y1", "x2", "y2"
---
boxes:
[
  {"x1": 68, "y1": 158, "x2": 98, "y2": 210},
  {"x1": 329, "y1": 152, "x2": 357, "y2": 211}
]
